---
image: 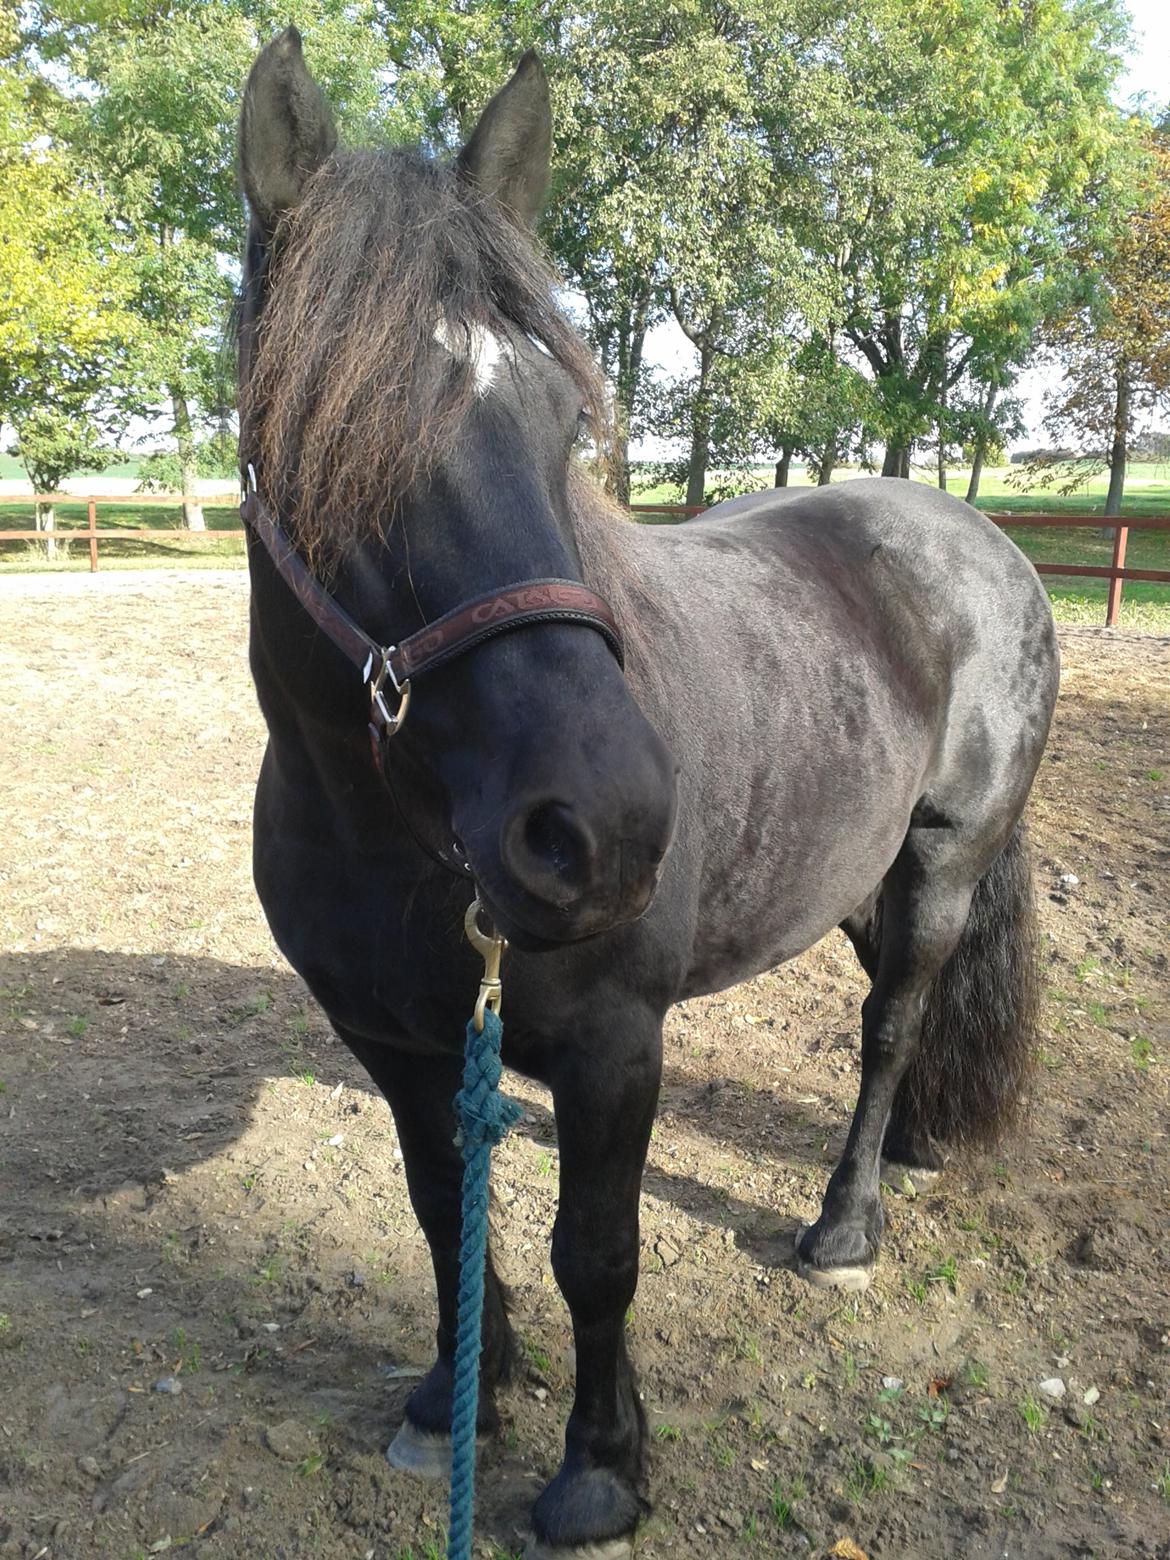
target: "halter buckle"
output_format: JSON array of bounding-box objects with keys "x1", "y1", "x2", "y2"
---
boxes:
[{"x1": 369, "y1": 650, "x2": 411, "y2": 736}]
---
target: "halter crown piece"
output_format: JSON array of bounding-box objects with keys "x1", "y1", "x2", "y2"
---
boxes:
[{"x1": 239, "y1": 463, "x2": 625, "y2": 743}]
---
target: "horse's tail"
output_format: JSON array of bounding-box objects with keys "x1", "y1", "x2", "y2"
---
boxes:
[{"x1": 902, "y1": 820, "x2": 1039, "y2": 1148}]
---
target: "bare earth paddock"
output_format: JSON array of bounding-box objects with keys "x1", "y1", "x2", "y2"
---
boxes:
[{"x1": 1, "y1": 571, "x2": 1167, "y2": 1560}]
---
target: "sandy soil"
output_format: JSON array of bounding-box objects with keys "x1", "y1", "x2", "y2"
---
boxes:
[{"x1": 0, "y1": 572, "x2": 1167, "y2": 1560}]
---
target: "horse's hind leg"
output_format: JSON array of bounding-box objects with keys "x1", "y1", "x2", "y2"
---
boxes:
[
  {"x1": 840, "y1": 892, "x2": 945, "y2": 1188},
  {"x1": 339, "y1": 1032, "x2": 514, "y2": 1473},
  {"x1": 797, "y1": 833, "x2": 982, "y2": 1290}
]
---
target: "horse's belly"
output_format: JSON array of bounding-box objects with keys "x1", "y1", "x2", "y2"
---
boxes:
[{"x1": 679, "y1": 783, "x2": 914, "y2": 998}]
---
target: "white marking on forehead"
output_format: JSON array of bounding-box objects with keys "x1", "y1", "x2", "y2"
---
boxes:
[{"x1": 433, "y1": 317, "x2": 510, "y2": 396}]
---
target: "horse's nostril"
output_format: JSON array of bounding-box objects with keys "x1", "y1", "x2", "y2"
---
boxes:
[{"x1": 522, "y1": 801, "x2": 590, "y2": 888}]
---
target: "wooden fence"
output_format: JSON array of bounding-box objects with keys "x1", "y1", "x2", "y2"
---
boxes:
[{"x1": 4, "y1": 495, "x2": 1169, "y2": 629}]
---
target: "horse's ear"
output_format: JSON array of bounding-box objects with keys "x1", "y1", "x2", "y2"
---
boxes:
[
  {"x1": 239, "y1": 27, "x2": 337, "y2": 241},
  {"x1": 456, "y1": 51, "x2": 551, "y2": 228}
]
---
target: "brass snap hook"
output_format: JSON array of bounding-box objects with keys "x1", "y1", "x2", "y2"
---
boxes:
[{"x1": 464, "y1": 898, "x2": 506, "y2": 1033}]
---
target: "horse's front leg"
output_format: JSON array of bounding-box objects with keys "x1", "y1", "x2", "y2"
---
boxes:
[
  {"x1": 339, "y1": 1031, "x2": 514, "y2": 1472},
  {"x1": 529, "y1": 1015, "x2": 662, "y2": 1558}
]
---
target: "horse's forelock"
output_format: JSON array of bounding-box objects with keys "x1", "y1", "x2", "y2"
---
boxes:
[{"x1": 240, "y1": 147, "x2": 605, "y2": 572}]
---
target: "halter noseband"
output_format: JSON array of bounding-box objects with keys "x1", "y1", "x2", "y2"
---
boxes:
[{"x1": 239, "y1": 465, "x2": 625, "y2": 744}]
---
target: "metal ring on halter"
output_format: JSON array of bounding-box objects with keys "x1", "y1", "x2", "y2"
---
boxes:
[{"x1": 369, "y1": 650, "x2": 411, "y2": 735}]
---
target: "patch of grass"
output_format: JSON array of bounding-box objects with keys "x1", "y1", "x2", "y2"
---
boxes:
[
  {"x1": 926, "y1": 1255, "x2": 959, "y2": 1293},
  {"x1": 1131, "y1": 1035, "x2": 1153, "y2": 1072},
  {"x1": 170, "y1": 1327, "x2": 200, "y2": 1375},
  {"x1": 1074, "y1": 955, "x2": 1102, "y2": 983},
  {"x1": 917, "y1": 1397, "x2": 950, "y2": 1431},
  {"x1": 905, "y1": 1277, "x2": 928, "y2": 1305},
  {"x1": 730, "y1": 1324, "x2": 762, "y2": 1364},
  {"x1": 655, "y1": 1422, "x2": 682, "y2": 1442},
  {"x1": 865, "y1": 1413, "x2": 896, "y2": 1446},
  {"x1": 535, "y1": 1150, "x2": 555, "y2": 1177},
  {"x1": 965, "y1": 1359, "x2": 989, "y2": 1390},
  {"x1": 1147, "y1": 768, "x2": 1165, "y2": 783},
  {"x1": 770, "y1": 1475, "x2": 806, "y2": 1527},
  {"x1": 294, "y1": 1070, "x2": 316, "y2": 1087},
  {"x1": 524, "y1": 1339, "x2": 551, "y2": 1375},
  {"x1": 1085, "y1": 1000, "x2": 1108, "y2": 1027},
  {"x1": 841, "y1": 1351, "x2": 859, "y2": 1388},
  {"x1": 1155, "y1": 1464, "x2": 1170, "y2": 1503},
  {"x1": 1018, "y1": 1395, "x2": 1047, "y2": 1435},
  {"x1": 846, "y1": 1454, "x2": 892, "y2": 1501},
  {"x1": 68, "y1": 1014, "x2": 88, "y2": 1037},
  {"x1": 298, "y1": 1452, "x2": 325, "y2": 1476}
]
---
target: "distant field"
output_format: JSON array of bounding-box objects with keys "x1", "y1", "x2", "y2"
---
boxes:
[
  {"x1": 0, "y1": 454, "x2": 145, "y2": 480},
  {"x1": 3, "y1": 467, "x2": 1169, "y2": 627}
]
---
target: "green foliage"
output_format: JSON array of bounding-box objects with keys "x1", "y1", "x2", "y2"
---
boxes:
[{"x1": 3, "y1": 0, "x2": 1157, "y2": 505}]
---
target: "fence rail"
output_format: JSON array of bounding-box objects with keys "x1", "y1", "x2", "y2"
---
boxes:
[{"x1": 4, "y1": 496, "x2": 1170, "y2": 628}]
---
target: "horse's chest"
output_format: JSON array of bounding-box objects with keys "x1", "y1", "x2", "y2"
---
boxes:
[{"x1": 253, "y1": 812, "x2": 469, "y2": 1049}]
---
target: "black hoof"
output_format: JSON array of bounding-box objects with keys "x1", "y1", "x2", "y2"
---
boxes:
[
  {"x1": 531, "y1": 1466, "x2": 643, "y2": 1553},
  {"x1": 401, "y1": 1358, "x2": 501, "y2": 1440},
  {"x1": 794, "y1": 1220, "x2": 877, "y2": 1292}
]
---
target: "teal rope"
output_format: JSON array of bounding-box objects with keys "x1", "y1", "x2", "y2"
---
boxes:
[{"x1": 448, "y1": 1008, "x2": 521, "y2": 1560}]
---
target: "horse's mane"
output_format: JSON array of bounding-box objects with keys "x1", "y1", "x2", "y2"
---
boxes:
[{"x1": 239, "y1": 147, "x2": 606, "y2": 571}]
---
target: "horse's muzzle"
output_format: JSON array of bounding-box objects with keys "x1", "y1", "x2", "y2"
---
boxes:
[{"x1": 467, "y1": 742, "x2": 678, "y2": 947}]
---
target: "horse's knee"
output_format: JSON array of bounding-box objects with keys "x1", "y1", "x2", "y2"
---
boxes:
[{"x1": 550, "y1": 1222, "x2": 639, "y2": 1323}]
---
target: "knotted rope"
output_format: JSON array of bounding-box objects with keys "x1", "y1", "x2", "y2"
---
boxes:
[{"x1": 447, "y1": 1006, "x2": 521, "y2": 1560}]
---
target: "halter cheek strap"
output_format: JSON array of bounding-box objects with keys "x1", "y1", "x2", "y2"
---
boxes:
[{"x1": 239, "y1": 467, "x2": 625, "y2": 742}]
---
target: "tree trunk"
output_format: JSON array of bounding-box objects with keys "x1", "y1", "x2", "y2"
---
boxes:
[
  {"x1": 882, "y1": 444, "x2": 910, "y2": 478},
  {"x1": 965, "y1": 384, "x2": 999, "y2": 506},
  {"x1": 608, "y1": 422, "x2": 631, "y2": 506},
  {"x1": 170, "y1": 387, "x2": 205, "y2": 531},
  {"x1": 935, "y1": 337, "x2": 948, "y2": 490},
  {"x1": 817, "y1": 434, "x2": 837, "y2": 486},
  {"x1": 611, "y1": 282, "x2": 652, "y2": 508},
  {"x1": 684, "y1": 348, "x2": 714, "y2": 508},
  {"x1": 35, "y1": 499, "x2": 57, "y2": 561},
  {"x1": 774, "y1": 444, "x2": 794, "y2": 487},
  {"x1": 1104, "y1": 369, "x2": 1129, "y2": 518}
]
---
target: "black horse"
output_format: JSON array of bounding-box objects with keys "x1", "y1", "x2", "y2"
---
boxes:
[{"x1": 236, "y1": 30, "x2": 1059, "y2": 1557}]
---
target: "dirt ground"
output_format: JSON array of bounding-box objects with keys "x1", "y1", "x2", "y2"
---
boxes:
[{"x1": 0, "y1": 571, "x2": 1167, "y2": 1560}]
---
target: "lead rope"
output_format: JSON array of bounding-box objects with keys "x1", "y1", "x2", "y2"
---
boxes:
[{"x1": 448, "y1": 901, "x2": 521, "y2": 1560}]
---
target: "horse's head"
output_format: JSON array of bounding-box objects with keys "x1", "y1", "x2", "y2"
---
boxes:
[{"x1": 237, "y1": 30, "x2": 677, "y2": 949}]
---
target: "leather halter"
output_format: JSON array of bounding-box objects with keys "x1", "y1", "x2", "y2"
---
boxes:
[{"x1": 239, "y1": 467, "x2": 625, "y2": 744}]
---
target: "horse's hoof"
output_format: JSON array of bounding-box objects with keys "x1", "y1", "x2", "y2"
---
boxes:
[
  {"x1": 525, "y1": 1539, "x2": 635, "y2": 1560},
  {"x1": 793, "y1": 1226, "x2": 873, "y2": 1292},
  {"x1": 385, "y1": 1420, "x2": 453, "y2": 1478},
  {"x1": 880, "y1": 1159, "x2": 942, "y2": 1197}
]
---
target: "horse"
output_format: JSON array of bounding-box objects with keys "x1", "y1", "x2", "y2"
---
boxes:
[{"x1": 235, "y1": 29, "x2": 1059, "y2": 1557}]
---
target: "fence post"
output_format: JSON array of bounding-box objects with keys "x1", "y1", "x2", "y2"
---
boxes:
[
  {"x1": 1105, "y1": 521, "x2": 1128, "y2": 627},
  {"x1": 87, "y1": 498, "x2": 98, "y2": 573}
]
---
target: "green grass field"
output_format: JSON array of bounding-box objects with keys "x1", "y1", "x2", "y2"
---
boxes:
[{"x1": 3, "y1": 465, "x2": 1169, "y2": 628}]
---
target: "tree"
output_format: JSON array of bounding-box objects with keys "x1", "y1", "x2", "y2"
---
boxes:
[
  {"x1": 834, "y1": 0, "x2": 1139, "y2": 478},
  {"x1": 1023, "y1": 132, "x2": 1170, "y2": 514},
  {"x1": 29, "y1": 0, "x2": 393, "y2": 525},
  {"x1": 0, "y1": 41, "x2": 134, "y2": 550}
]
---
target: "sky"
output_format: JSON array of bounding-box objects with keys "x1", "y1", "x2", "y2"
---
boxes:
[{"x1": 637, "y1": 0, "x2": 1170, "y2": 462}]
